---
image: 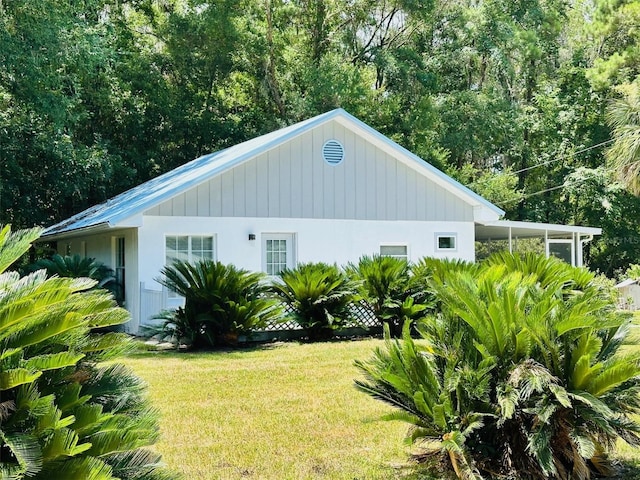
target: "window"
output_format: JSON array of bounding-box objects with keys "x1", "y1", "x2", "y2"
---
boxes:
[
  {"x1": 548, "y1": 239, "x2": 574, "y2": 266},
  {"x1": 263, "y1": 234, "x2": 295, "y2": 275},
  {"x1": 380, "y1": 245, "x2": 408, "y2": 260},
  {"x1": 165, "y1": 235, "x2": 215, "y2": 297},
  {"x1": 165, "y1": 235, "x2": 215, "y2": 265},
  {"x1": 436, "y1": 234, "x2": 457, "y2": 251},
  {"x1": 114, "y1": 237, "x2": 125, "y2": 303}
]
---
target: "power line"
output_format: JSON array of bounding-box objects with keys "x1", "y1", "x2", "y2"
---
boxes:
[
  {"x1": 499, "y1": 184, "x2": 567, "y2": 206},
  {"x1": 467, "y1": 137, "x2": 615, "y2": 188}
]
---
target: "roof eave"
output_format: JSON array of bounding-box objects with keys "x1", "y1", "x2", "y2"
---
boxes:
[{"x1": 39, "y1": 222, "x2": 113, "y2": 242}]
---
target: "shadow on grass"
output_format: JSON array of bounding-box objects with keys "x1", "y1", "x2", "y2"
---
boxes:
[
  {"x1": 384, "y1": 459, "x2": 640, "y2": 480},
  {"x1": 126, "y1": 339, "x2": 301, "y2": 360},
  {"x1": 608, "y1": 460, "x2": 640, "y2": 479},
  {"x1": 128, "y1": 334, "x2": 386, "y2": 359}
]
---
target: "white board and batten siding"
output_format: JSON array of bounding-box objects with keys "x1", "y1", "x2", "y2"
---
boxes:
[{"x1": 144, "y1": 120, "x2": 474, "y2": 223}]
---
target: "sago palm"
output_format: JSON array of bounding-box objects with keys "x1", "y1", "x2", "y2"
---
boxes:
[
  {"x1": 272, "y1": 262, "x2": 358, "y2": 341},
  {"x1": 356, "y1": 253, "x2": 640, "y2": 480},
  {"x1": 0, "y1": 225, "x2": 178, "y2": 480},
  {"x1": 28, "y1": 253, "x2": 123, "y2": 305},
  {"x1": 348, "y1": 255, "x2": 431, "y2": 337},
  {"x1": 156, "y1": 259, "x2": 281, "y2": 347}
]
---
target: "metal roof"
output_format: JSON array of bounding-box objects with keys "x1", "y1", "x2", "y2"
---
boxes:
[
  {"x1": 42, "y1": 108, "x2": 504, "y2": 238},
  {"x1": 616, "y1": 278, "x2": 639, "y2": 288}
]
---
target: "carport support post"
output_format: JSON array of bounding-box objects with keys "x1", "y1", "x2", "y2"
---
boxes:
[
  {"x1": 508, "y1": 227, "x2": 512, "y2": 253},
  {"x1": 544, "y1": 229, "x2": 549, "y2": 258},
  {"x1": 576, "y1": 233, "x2": 583, "y2": 267}
]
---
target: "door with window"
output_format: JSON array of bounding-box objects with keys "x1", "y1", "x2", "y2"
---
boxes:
[{"x1": 262, "y1": 234, "x2": 295, "y2": 275}]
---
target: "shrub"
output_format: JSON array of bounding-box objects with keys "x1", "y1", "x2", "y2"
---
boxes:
[
  {"x1": 271, "y1": 262, "x2": 359, "y2": 341},
  {"x1": 0, "y1": 225, "x2": 177, "y2": 479},
  {"x1": 27, "y1": 253, "x2": 124, "y2": 305},
  {"x1": 355, "y1": 253, "x2": 640, "y2": 480},
  {"x1": 155, "y1": 259, "x2": 281, "y2": 347},
  {"x1": 348, "y1": 255, "x2": 431, "y2": 336}
]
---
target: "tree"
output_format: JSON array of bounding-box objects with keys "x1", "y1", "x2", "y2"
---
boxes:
[
  {"x1": 605, "y1": 81, "x2": 640, "y2": 194},
  {"x1": 356, "y1": 253, "x2": 640, "y2": 479},
  {"x1": 0, "y1": 225, "x2": 177, "y2": 479}
]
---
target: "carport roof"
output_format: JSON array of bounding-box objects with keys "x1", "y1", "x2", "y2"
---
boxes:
[{"x1": 475, "y1": 220, "x2": 601, "y2": 241}]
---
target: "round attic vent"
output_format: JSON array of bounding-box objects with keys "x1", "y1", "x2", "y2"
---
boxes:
[{"x1": 322, "y1": 139, "x2": 344, "y2": 166}]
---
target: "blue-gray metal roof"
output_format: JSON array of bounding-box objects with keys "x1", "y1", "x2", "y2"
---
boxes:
[{"x1": 42, "y1": 108, "x2": 503, "y2": 238}]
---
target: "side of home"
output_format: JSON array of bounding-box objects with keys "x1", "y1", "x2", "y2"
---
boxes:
[{"x1": 48, "y1": 109, "x2": 592, "y2": 334}]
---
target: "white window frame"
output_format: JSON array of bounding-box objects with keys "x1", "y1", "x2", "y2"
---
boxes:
[
  {"x1": 379, "y1": 244, "x2": 409, "y2": 260},
  {"x1": 112, "y1": 236, "x2": 126, "y2": 304},
  {"x1": 547, "y1": 239, "x2": 575, "y2": 266},
  {"x1": 262, "y1": 233, "x2": 296, "y2": 276},
  {"x1": 435, "y1": 233, "x2": 458, "y2": 252},
  {"x1": 165, "y1": 235, "x2": 217, "y2": 298}
]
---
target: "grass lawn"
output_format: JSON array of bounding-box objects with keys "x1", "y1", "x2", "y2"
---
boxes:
[
  {"x1": 124, "y1": 338, "x2": 640, "y2": 480},
  {"x1": 124, "y1": 339, "x2": 419, "y2": 480}
]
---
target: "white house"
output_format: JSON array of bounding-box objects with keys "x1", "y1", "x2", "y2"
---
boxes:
[
  {"x1": 40, "y1": 109, "x2": 601, "y2": 332},
  {"x1": 615, "y1": 278, "x2": 640, "y2": 310}
]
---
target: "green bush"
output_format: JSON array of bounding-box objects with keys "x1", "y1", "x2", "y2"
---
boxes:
[
  {"x1": 0, "y1": 225, "x2": 177, "y2": 480},
  {"x1": 355, "y1": 253, "x2": 640, "y2": 479},
  {"x1": 272, "y1": 262, "x2": 359, "y2": 341},
  {"x1": 156, "y1": 259, "x2": 281, "y2": 348},
  {"x1": 348, "y1": 255, "x2": 432, "y2": 336},
  {"x1": 27, "y1": 253, "x2": 124, "y2": 305}
]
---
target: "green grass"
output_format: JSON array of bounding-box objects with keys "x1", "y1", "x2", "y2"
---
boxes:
[
  {"x1": 123, "y1": 338, "x2": 640, "y2": 480},
  {"x1": 123, "y1": 339, "x2": 420, "y2": 480}
]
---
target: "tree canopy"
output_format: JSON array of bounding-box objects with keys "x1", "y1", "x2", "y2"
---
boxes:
[{"x1": 2, "y1": 0, "x2": 640, "y2": 275}]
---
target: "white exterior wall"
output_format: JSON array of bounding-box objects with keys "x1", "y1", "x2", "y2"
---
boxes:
[
  {"x1": 55, "y1": 229, "x2": 140, "y2": 333},
  {"x1": 138, "y1": 215, "x2": 474, "y2": 291},
  {"x1": 618, "y1": 284, "x2": 640, "y2": 310}
]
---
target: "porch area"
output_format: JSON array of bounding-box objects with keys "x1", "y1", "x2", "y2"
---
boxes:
[{"x1": 475, "y1": 220, "x2": 602, "y2": 267}]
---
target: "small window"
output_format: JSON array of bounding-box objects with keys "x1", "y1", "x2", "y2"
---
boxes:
[
  {"x1": 380, "y1": 245, "x2": 408, "y2": 260},
  {"x1": 436, "y1": 234, "x2": 457, "y2": 251}
]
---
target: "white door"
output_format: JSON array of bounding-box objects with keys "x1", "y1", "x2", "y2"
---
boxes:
[{"x1": 262, "y1": 233, "x2": 296, "y2": 275}]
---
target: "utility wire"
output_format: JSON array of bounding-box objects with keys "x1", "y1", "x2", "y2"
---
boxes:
[{"x1": 467, "y1": 137, "x2": 615, "y2": 188}]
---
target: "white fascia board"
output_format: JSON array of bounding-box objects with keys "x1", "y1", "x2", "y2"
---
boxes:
[
  {"x1": 333, "y1": 111, "x2": 505, "y2": 217},
  {"x1": 113, "y1": 213, "x2": 144, "y2": 228},
  {"x1": 473, "y1": 205, "x2": 502, "y2": 223},
  {"x1": 38, "y1": 222, "x2": 112, "y2": 242},
  {"x1": 479, "y1": 219, "x2": 602, "y2": 235}
]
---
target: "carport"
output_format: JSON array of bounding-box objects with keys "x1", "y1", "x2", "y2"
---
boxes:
[{"x1": 475, "y1": 220, "x2": 602, "y2": 267}]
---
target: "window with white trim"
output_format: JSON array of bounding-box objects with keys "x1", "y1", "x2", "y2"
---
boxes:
[
  {"x1": 263, "y1": 233, "x2": 295, "y2": 275},
  {"x1": 165, "y1": 235, "x2": 215, "y2": 297},
  {"x1": 380, "y1": 245, "x2": 408, "y2": 260},
  {"x1": 114, "y1": 237, "x2": 125, "y2": 302},
  {"x1": 436, "y1": 234, "x2": 457, "y2": 251}
]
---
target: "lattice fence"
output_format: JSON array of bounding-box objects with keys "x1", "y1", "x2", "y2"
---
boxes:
[{"x1": 261, "y1": 299, "x2": 379, "y2": 332}]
